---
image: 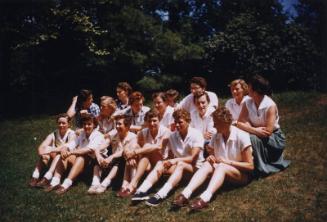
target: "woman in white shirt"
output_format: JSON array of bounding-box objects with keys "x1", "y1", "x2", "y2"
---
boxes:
[
  {"x1": 44, "y1": 114, "x2": 106, "y2": 194},
  {"x1": 131, "y1": 109, "x2": 204, "y2": 206},
  {"x1": 172, "y1": 107, "x2": 254, "y2": 211},
  {"x1": 236, "y1": 74, "x2": 290, "y2": 177},
  {"x1": 152, "y1": 92, "x2": 174, "y2": 130},
  {"x1": 225, "y1": 79, "x2": 249, "y2": 121},
  {"x1": 117, "y1": 109, "x2": 170, "y2": 197},
  {"x1": 29, "y1": 114, "x2": 75, "y2": 188}
]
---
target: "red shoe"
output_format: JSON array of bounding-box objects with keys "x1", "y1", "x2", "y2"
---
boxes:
[
  {"x1": 35, "y1": 177, "x2": 50, "y2": 188},
  {"x1": 29, "y1": 178, "x2": 39, "y2": 187},
  {"x1": 44, "y1": 184, "x2": 60, "y2": 193},
  {"x1": 55, "y1": 185, "x2": 70, "y2": 195},
  {"x1": 190, "y1": 198, "x2": 208, "y2": 211},
  {"x1": 172, "y1": 193, "x2": 189, "y2": 208}
]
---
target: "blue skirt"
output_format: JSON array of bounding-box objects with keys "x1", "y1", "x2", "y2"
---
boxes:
[{"x1": 251, "y1": 129, "x2": 291, "y2": 178}]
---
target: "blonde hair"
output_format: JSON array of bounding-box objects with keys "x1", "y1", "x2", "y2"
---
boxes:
[
  {"x1": 100, "y1": 96, "x2": 117, "y2": 110},
  {"x1": 229, "y1": 79, "x2": 248, "y2": 95},
  {"x1": 211, "y1": 107, "x2": 233, "y2": 125}
]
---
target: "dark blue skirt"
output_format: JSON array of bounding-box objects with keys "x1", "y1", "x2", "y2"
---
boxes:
[{"x1": 251, "y1": 129, "x2": 291, "y2": 178}]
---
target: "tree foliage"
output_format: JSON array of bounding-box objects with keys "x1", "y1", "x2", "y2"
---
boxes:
[{"x1": 0, "y1": 0, "x2": 325, "y2": 116}]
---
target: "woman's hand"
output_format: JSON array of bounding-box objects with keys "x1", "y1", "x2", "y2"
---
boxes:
[
  {"x1": 203, "y1": 131, "x2": 213, "y2": 140},
  {"x1": 206, "y1": 155, "x2": 217, "y2": 165},
  {"x1": 255, "y1": 127, "x2": 271, "y2": 138},
  {"x1": 61, "y1": 149, "x2": 71, "y2": 160},
  {"x1": 100, "y1": 156, "x2": 112, "y2": 168},
  {"x1": 124, "y1": 150, "x2": 136, "y2": 160},
  {"x1": 127, "y1": 158, "x2": 137, "y2": 167},
  {"x1": 163, "y1": 159, "x2": 176, "y2": 169}
]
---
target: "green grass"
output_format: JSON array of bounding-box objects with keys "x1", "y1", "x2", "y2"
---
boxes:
[{"x1": 1, "y1": 91, "x2": 327, "y2": 222}]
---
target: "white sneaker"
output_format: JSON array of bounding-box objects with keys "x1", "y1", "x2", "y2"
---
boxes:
[
  {"x1": 95, "y1": 185, "x2": 107, "y2": 194},
  {"x1": 87, "y1": 185, "x2": 99, "y2": 194}
]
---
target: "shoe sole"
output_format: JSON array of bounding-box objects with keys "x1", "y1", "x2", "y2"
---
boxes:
[
  {"x1": 131, "y1": 196, "x2": 150, "y2": 201},
  {"x1": 145, "y1": 201, "x2": 159, "y2": 207}
]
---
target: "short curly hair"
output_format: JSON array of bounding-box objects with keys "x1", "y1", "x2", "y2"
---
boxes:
[
  {"x1": 211, "y1": 107, "x2": 233, "y2": 125},
  {"x1": 129, "y1": 91, "x2": 145, "y2": 105},
  {"x1": 228, "y1": 79, "x2": 248, "y2": 95},
  {"x1": 114, "y1": 114, "x2": 132, "y2": 128},
  {"x1": 117, "y1": 82, "x2": 133, "y2": 95},
  {"x1": 173, "y1": 109, "x2": 191, "y2": 123},
  {"x1": 81, "y1": 113, "x2": 98, "y2": 127},
  {"x1": 144, "y1": 109, "x2": 160, "y2": 122},
  {"x1": 100, "y1": 96, "x2": 117, "y2": 110}
]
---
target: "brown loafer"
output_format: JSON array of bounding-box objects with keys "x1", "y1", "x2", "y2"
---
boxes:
[
  {"x1": 172, "y1": 194, "x2": 189, "y2": 207},
  {"x1": 117, "y1": 188, "x2": 131, "y2": 198},
  {"x1": 29, "y1": 178, "x2": 39, "y2": 187},
  {"x1": 35, "y1": 177, "x2": 50, "y2": 188},
  {"x1": 55, "y1": 186, "x2": 69, "y2": 195},
  {"x1": 44, "y1": 184, "x2": 60, "y2": 193},
  {"x1": 190, "y1": 198, "x2": 208, "y2": 211}
]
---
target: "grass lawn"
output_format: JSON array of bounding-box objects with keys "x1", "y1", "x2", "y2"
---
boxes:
[{"x1": 0, "y1": 91, "x2": 326, "y2": 222}]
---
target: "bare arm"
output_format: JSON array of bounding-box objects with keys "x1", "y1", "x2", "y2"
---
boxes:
[
  {"x1": 67, "y1": 96, "x2": 78, "y2": 118},
  {"x1": 219, "y1": 146, "x2": 254, "y2": 171},
  {"x1": 237, "y1": 104, "x2": 270, "y2": 138},
  {"x1": 166, "y1": 147, "x2": 201, "y2": 166},
  {"x1": 37, "y1": 134, "x2": 54, "y2": 155}
]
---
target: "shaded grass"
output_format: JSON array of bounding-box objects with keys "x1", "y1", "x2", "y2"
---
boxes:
[{"x1": 0, "y1": 91, "x2": 327, "y2": 221}]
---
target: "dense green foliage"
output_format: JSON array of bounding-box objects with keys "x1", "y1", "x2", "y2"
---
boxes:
[{"x1": 0, "y1": 0, "x2": 325, "y2": 116}]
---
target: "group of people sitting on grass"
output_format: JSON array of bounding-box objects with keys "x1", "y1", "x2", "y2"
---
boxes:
[{"x1": 29, "y1": 75, "x2": 290, "y2": 211}]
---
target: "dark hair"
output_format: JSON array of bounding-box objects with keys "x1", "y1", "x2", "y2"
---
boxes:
[
  {"x1": 190, "y1": 77, "x2": 207, "y2": 89},
  {"x1": 81, "y1": 113, "x2": 98, "y2": 127},
  {"x1": 211, "y1": 107, "x2": 233, "y2": 125},
  {"x1": 117, "y1": 82, "x2": 133, "y2": 95},
  {"x1": 76, "y1": 89, "x2": 92, "y2": 109},
  {"x1": 129, "y1": 91, "x2": 145, "y2": 105},
  {"x1": 145, "y1": 109, "x2": 160, "y2": 122},
  {"x1": 173, "y1": 109, "x2": 191, "y2": 123},
  {"x1": 165, "y1": 89, "x2": 179, "y2": 101},
  {"x1": 193, "y1": 91, "x2": 210, "y2": 104},
  {"x1": 247, "y1": 74, "x2": 272, "y2": 96},
  {"x1": 114, "y1": 114, "x2": 132, "y2": 128},
  {"x1": 152, "y1": 92, "x2": 168, "y2": 102},
  {"x1": 56, "y1": 113, "x2": 71, "y2": 123}
]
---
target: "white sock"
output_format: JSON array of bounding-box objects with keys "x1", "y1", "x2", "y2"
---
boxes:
[
  {"x1": 181, "y1": 187, "x2": 192, "y2": 199},
  {"x1": 101, "y1": 178, "x2": 111, "y2": 188},
  {"x1": 32, "y1": 168, "x2": 40, "y2": 179},
  {"x1": 61, "y1": 178, "x2": 73, "y2": 189},
  {"x1": 157, "y1": 182, "x2": 173, "y2": 199},
  {"x1": 50, "y1": 176, "x2": 60, "y2": 186},
  {"x1": 199, "y1": 190, "x2": 212, "y2": 203},
  {"x1": 91, "y1": 176, "x2": 100, "y2": 186},
  {"x1": 137, "y1": 180, "x2": 152, "y2": 193},
  {"x1": 44, "y1": 172, "x2": 53, "y2": 180}
]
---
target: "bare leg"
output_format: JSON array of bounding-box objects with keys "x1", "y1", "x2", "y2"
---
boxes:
[
  {"x1": 181, "y1": 161, "x2": 214, "y2": 198},
  {"x1": 128, "y1": 157, "x2": 150, "y2": 191},
  {"x1": 66, "y1": 156, "x2": 87, "y2": 181},
  {"x1": 199, "y1": 163, "x2": 247, "y2": 202},
  {"x1": 166, "y1": 162, "x2": 194, "y2": 187}
]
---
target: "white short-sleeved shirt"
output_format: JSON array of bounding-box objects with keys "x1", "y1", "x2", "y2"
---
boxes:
[
  {"x1": 109, "y1": 131, "x2": 137, "y2": 154},
  {"x1": 225, "y1": 95, "x2": 250, "y2": 121},
  {"x1": 124, "y1": 106, "x2": 150, "y2": 127},
  {"x1": 98, "y1": 117, "x2": 115, "y2": 134},
  {"x1": 67, "y1": 129, "x2": 106, "y2": 156},
  {"x1": 50, "y1": 128, "x2": 75, "y2": 148},
  {"x1": 178, "y1": 91, "x2": 218, "y2": 113},
  {"x1": 160, "y1": 106, "x2": 174, "y2": 129},
  {"x1": 190, "y1": 106, "x2": 216, "y2": 136},
  {"x1": 140, "y1": 125, "x2": 171, "y2": 158},
  {"x1": 168, "y1": 127, "x2": 204, "y2": 168},
  {"x1": 210, "y1": 126, "x2": 251, "y2": 161},
  {"x1": 245, "y1": 95, "x2": 280, "y2": 129}
]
